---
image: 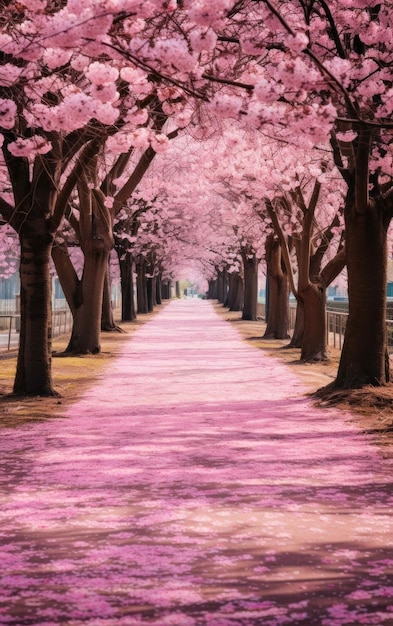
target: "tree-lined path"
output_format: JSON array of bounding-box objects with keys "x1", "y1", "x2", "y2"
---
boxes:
[{"x1": 1, "y1": 299, "x2": 393, "y2": 626}]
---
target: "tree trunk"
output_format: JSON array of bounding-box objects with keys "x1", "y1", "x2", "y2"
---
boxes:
[
  {"x1": 287, "y1": 299, "x2": 304, "y2": 348},
  {"x1": 146, "y1": 276, "x2": 155, "y2": 312},
  {"x1": 264, "y1": 273, "x2": 290, "y2": 339},
  {"x1": 65, "y1": 250, "x2": 109, "y2": 354},
  {"x1": 137, "y1": 257, "x2": 148, "y2": 314},
  {"x1": 156, "y1": 273, "x2": 162, "y2": 305},
  {"x1": 217, "y1": 269, "x2": 228, "y2": 304},
  {"x1": 175, "y1": 281, "x2": 181, "y2": 299},
  {"x1": 227, "y1": 271, "x2": 244, "y2": 311},
  {"x1": 14, "y1": 233, "x2": 55, "y2": 396},
  {"x1": 264, "y1": 235, "x2": 290, "y2": 339},
  {"x1": 241, "y1": 248, "x2": 258, "y2": 321},
  {"x1": 118, "y1": 250, "x2": 136, "y2": 321},
  {"x1": 334, "y1": 202, "x2": 389, "y2": 388},
  {"x1": 207, "y1": 279, "x2": 218, "y2": 299},
  {"x1": 101, "y1": 264, "x2": 121, "y2": 332},
  {"x1": 299, "y1": 283, "x2": 327, "y2": 361}
]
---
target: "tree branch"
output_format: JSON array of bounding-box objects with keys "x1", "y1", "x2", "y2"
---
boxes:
[
  {"x1": 0, "y1": 196, "x2": 15, "y2": 223},
  {"x1": 51, "y1": 139, "x2": 101, "y2": 231},
  {"x1": 320, "y1": 247, "x2": 346, "y2": 288},
  {"x1": 355, "y1": 128, "x2": 371, "y2": 215},
  {"x1": 264, "y1": 197, "x2": 298, "y2": 298}
]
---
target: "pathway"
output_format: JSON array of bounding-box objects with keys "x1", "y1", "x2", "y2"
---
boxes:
[{"x1": 1, "y1": 299, "x2": 393, "y2": 626}]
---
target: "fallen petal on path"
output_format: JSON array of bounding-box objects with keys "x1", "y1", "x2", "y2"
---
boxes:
[{"x1": 1, "y1": 300, "x2": 393, "y2": 625}]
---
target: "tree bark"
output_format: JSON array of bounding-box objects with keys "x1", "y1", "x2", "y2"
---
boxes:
[
  {"x1": 156, "y1": 273, "x2": 162, "y2": 305},
  {"x1": 162, "y1": 281, "x2": 170, "y2": 300},
  {"x1": 299, "y1": 282, "x2": 327, "y2": 361},
  {"x1": 101, "y1": 263, "x2": 121, "y2": 332},
  {"x1": 227, "y1": 271, "x2": 244, "y2": 311},
  {"x1": 14, "y1": 233, "x2": 55, "y2": 395},
  {"x1": 287, "y1": 299, "x2": 304, "y2": 349},
  {"x1": 207, "y1": 279, "x2": 218, "y2": 299},
  {"x1": 65, "y1": 249, "x2": 109, "y2": 354},
  {"x1": 118, "y1": 250, "x2": 136, "y2": 321},
  {"x1": 263, "y1": 235, "x2": 290, "y2": 339},
  {"x1": 241, "y1": 247, "x2": 258, "y2": 321},
  {"x1": 217, "y1": 269, "x2": 228, "y2": 304},
  {"x1": 53, "y1": 176, "x2": 115, "y2": 353},
  {"x1": 334, "y1": 199, "x2": 389, "y2": 387},
  {"x1": 146, "y1": 276, "x2": 155, "y2": 312},
  {"x1": 136, "y1": 256, "x2": 149, "y2": 313}
]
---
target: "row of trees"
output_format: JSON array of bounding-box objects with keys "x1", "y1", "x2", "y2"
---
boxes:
[{"x1": 1, "y1": 1, "x2": 393, "y2": 397}]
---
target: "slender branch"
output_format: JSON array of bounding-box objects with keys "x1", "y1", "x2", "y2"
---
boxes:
[
  {"x1": 51, "y1": 139, "x2": 101, "y2": 231},
  {"x1": 307, "y1": 166, "x2": 326, "y2": 214},
  {"x1": 317, "y1": 0, "x2": 347, "y2": 59},
  {"x1": 320, "y1": 246, "x2": 346, "y2": 288},
  {"x1": 51, "y1": 241, "x2": 79, "y2": 316},
  {"x1": 113, "y1": 128, "x2": 179, "y2": 215},
  {"x1": 355, "y1": 128, "x2": 371, "y2": 215},
  {"x1": 97, "y1": 38, "x2": 210, "y2": 101},
  {"x1": 101, "y1": 149, "x2": 134, "y2": 197}
]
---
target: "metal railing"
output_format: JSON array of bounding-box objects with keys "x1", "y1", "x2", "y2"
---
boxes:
[
  {"x1": 326, "y1": 309, "x2": 347, "y2": 350},
  {"x1": 0, "y1": 309, "x2": 72, "y2": 352},
  {"x1": 258, "y1": 303, "x2": 393, "y2": 353}
]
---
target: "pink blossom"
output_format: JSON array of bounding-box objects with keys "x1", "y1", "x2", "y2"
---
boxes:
[
  {"x1": 85, "y1": 62, "x2": 119, "y2": 85},
  {"x1": 189, "y1": 27, "x2": 217, "y2": 53},
  {"x1": 0, "y1": 99, "x2": 17, "y2": 130},
  {"x1": 42, "y1": 47, "x2": 73, "y2": 69},
  {"x1": 128, "y1": 127, "x2": 150, "y2": 149},
  {"x1": 7, "y1": 136, "x2": 52, "y2": 158},
  {"x1": 150, "y1": 133, "x2": 170, "y2": 153},
  {"x1": 287, "y1": 32, "x2": 309, "y2": 53},
  {"x1": 90, "y1": 83, "x2": 120, "y2": 104},
  {"x1": 209, "y1": 94, "x2": 242, "y2": 119},
  {"x1": 0, "y1": 64, "x2": 23, "y2": 87}
]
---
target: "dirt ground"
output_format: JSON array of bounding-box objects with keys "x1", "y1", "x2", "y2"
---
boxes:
[
  {"x1": 0, "y1": 308, "x2": 164, "y2": 429},
  {"x1": 1, "y1": 301, "x2": 393, "y2": 454}
]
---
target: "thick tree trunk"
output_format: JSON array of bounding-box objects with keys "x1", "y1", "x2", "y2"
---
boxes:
[
  {"x1": 156, "y1": 274, "x2": 162, "y2": 305},
  {"x1": 119, "y1": 251, "x2": 136, "y2": 321},
  {"x1": 287, "y1": 299, "x2": 304, "y2": 349},
  {"x1": 175, "y1": 281, "x2": 181, "y2": 299},
  {"x1": 65, "y1": 250, "x2": 109, "y2": 354},
  {"x1": 146, "y1": 276, "x2": 155, "y2": 312},
  {"x1": 264, "y1": 273, "x2": 290, "y2": 339},
  {"x1": 14, "y1": 233, "x2": 55, "y2": 396},
  {"x1": 227, "y1": 271, "x2": 244, "y2": 311},
  {"x1": 207, "y1": 279, "x2": 218, "y2": 300},
  {"x1": 101, "y1": 264, "x2": 121, "y2": 332},
  {"x1": 241, "y1": 249, "x2": 258, "y2": 321},
  {"x1": 334, "y1": 202, "x2": 389, "y2": 388},
  {"x1": 136, "y1": 257, "x2": 149, "y2": 314},
  {"x1": 264, "y1": 236, "x2": 290, "y2": 339},
  {"x1": 299, "y1": 283, "x2": 327, "y2": 361},
  {"x1": 217, "y1": 269, "x2": 228, "y2": 304}
]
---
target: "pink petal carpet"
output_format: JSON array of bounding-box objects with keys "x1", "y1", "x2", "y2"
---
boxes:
[{"x1": 1, "y1": 299, "x2": 393, "y2": 625}]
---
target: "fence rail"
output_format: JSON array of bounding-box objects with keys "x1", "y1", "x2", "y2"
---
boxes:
[
  {"x1": 257, "y1": 303, "x2": 393, "y2": 353},
  {"x1": 0, "y1": 309, "x2": 72, "y2": 352},
  {"x1": 3, "y1": 304, "x2": 393, "y2": 354}
]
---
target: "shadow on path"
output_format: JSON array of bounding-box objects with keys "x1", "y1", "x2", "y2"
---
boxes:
[{"x1": 1, "y1": 300, "x2": 393, "y2": 625}]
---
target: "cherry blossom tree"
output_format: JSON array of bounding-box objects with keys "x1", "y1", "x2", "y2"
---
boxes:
[
  {"x1": 2, "y1": 0, "x2": 393, "y2": 398},
  {"x1": 0, "y1": 1, "x2": 182, "y2": 391},
  {"x1": 114, "y1": 0, "x2": 393, "y2": 388}
]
